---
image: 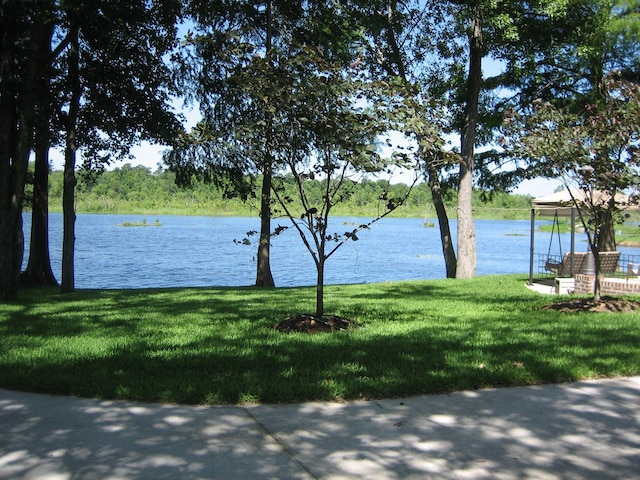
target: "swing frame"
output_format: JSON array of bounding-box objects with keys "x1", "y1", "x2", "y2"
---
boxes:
[
  {"x1": 529, "y1": 203, "x2": 577, "y2": 285},
  {"x1": 529, "y1": 188, "x2": 636, "y2": 286}
]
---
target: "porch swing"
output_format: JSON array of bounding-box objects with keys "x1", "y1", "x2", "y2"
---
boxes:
[
  {"x1": 542, "y1": 211, "x2": 621, "y2": 277},
  {"x1": 544, "y1": 212, "x2": 565, "y2": 274}
]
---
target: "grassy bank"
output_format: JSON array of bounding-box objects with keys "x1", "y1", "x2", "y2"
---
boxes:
[
  {"x1": 45, "y1": 196, "x2": 471, "y2": 220},
  {"x1": 2, "y1": 275, "x2": 639, "y2": 405},
  {"x1": 538, "y1": 221, "x2": 640, "y2": 247},
  {"x1": 46, "y1": 201, "x2": 534, "y2": 220}
]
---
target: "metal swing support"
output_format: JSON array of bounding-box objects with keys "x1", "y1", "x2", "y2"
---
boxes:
[
  {"x1": 546, "y1": 212, "x2": 563, "y2": 261},
  {"x1": 529, "y1": 206, "x2": 577, "y2": 285}
]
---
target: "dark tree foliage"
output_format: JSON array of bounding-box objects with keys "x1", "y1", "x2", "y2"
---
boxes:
[
  {"x1": 1, "y1": 0, "x2": 184, "y2": 298},
  {"x1": 492, "y1": 0, "x2": 640, "y2": 188},
  {"x1": 67, "y1": 0, "x2": 184, "y2": 169}
]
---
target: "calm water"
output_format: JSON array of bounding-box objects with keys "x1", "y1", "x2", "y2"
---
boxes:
[{"x1": 21, "y1": 212, "x2": 635, "y2": 289}]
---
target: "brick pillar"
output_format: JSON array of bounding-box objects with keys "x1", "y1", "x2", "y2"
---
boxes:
[{"x1": 574, "y1": 274, "x2": 595, "y2": 295}]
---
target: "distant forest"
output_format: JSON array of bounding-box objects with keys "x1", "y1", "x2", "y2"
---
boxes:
[{"x1": 42, "y1": 164, "x2": 535, "y2": 219}]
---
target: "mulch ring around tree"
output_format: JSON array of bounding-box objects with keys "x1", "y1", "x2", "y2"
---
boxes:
[
  {"x1": 542, "y1": 296, "x2": 640, "y2": 313},
  {"x1": 271, "y1": 314, "x2": 357, "y2": 333}
]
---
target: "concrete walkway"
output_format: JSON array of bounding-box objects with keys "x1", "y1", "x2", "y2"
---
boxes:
[{"x1": 1, "y1": 376, "x2": 639, "y2": 479}]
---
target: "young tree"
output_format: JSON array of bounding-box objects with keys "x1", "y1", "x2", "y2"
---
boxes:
[
  {"x1": 504, "y1": 74, "x2": 640, "y2": 301},
  {"x1": 280, "y1": 89, "x2": 415, "y2": 317},
  {"x1": 247, "y1": 47, "x2": 439, "y2": 318}
]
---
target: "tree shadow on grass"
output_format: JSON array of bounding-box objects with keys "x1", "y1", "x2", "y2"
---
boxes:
[
  {"x1": 2, "y1": 279, "x2": 639, "y2": 404},
  {"x1": 3, "y1": 312, "x2": 639, "y2": 406}
]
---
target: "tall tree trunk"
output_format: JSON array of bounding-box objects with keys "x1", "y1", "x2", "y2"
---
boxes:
[
  {"x1": 0, "y1": 3, "x2": 49, "y2": 299},
  {"x1": 456, "y1": 7, "x2": 482, "y2": 279},
  {"x1": 61, "y1": 28, "x2": 80, "y2": 294},
  {"x1": 255, "y1": 163, "x2": 275, "y2": 287},
  {"x1": 427, "y1": 163, "x2": 457, "y2": 278},
  {"x1": 255, "y1": 0, "x2": 275, "y2": 288},
  {"x1": 0, "y1": 0, "x2": 20, "y2": 300},
  {"x1": 22, "y1": 64, "x2": 57, "y2": 286},
  {"x1": 61, "y1": 138, "x2": 77, "y2": 293},
  {"x1": 377, "y1": 1, "x2": 457, "y2": 278},
  {"x1": 22, "y1": 125, "x2": 58, "y2": 285}
]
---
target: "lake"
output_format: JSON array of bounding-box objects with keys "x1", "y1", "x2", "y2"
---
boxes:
[{"x1": 20, "y1": 213, "x2": 638, "y2": 289}]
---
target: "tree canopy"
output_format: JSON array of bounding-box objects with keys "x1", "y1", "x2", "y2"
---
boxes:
[{"x1": 2, "y1": 0, "x2": 639, "y2": 299}]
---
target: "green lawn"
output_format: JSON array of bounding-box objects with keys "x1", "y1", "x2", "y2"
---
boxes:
[{"x1": 1, "y1": 275, "x2": 639, "y2": 405}]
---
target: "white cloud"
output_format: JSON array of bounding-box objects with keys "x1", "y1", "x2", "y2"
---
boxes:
[{"x1": 513, "y1": 177, "x2": 562, "y2": 197}]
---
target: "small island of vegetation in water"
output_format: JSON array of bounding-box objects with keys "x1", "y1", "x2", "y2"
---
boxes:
[{"x1": 118, "y1": 219, "x2": 162, "y2": 227}]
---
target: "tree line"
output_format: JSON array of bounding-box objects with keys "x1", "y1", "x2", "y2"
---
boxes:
[
  {"x1": 41, "y1": 163, "x2": 533, "y2": 218},
  {"x1": 2, "y1": 0, "x2": 638, "y2": 301}
]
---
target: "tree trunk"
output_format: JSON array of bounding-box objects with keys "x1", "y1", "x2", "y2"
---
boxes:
[
  {"x1": 22, "y1": 86, "x2": 58, "y2": 286},
  {"x1": 0, "y1": 3, "x2": 49, "y2": 299},
  {"x1": 22, "y1": 132, "x2": 58, "y2": 286},
  {"x1": 61, "y1": 28, "x2": 80, "y2": 294},
  {"x1": 254, "y1": 0, "x2": 275, "y2": 288},
  {"x1": 593, "y1": 253, "x2": 602, "y2": 303},
  {"x1": 316, "y1": 256, "x2": 324, "y2": 319},
  {"x1": 0, "y1": 0, "x2": 20, "y2": 300},
  {"x1": 592, "y1": 202, "x2": 616, "y2": 303},
  {"x1": 596, "y1": 209, "x2": 616, "y2": 252},
  {"x1": 456, "y1": 7, "x2": 482, "y2": 279},
  {"x1": 255, "y1": 164, "x2": 275, "y2": 287},
  {"x1": 427, "y1": 162, "x2": 457, "y2": 278},
  {"x1": 61, "y1": 143, "x2": 77, "y2": 293}
]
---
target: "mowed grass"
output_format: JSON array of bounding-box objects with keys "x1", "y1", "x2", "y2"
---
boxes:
[{"x1": 1, "y1": 275, "x2": 639, "y2": 405}]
